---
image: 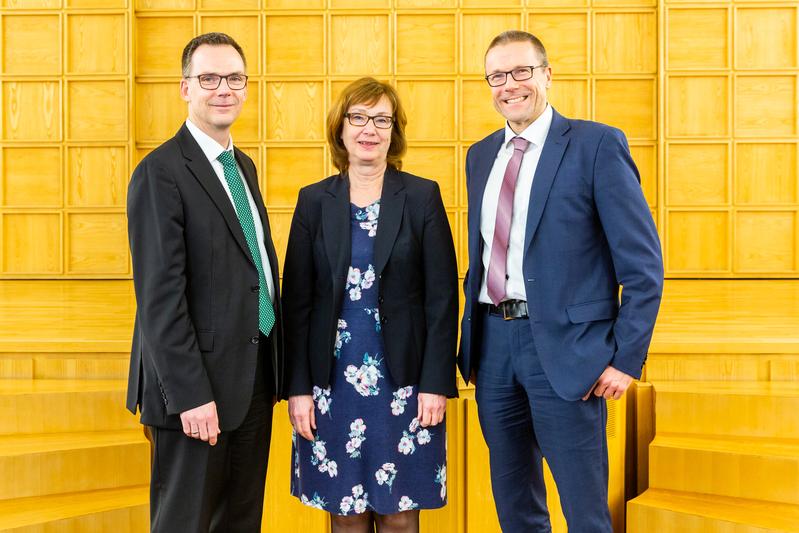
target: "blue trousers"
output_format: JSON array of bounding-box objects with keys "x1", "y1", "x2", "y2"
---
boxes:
[{"x1": 475, "y1": 309, "x2": 613, "y2": 533}]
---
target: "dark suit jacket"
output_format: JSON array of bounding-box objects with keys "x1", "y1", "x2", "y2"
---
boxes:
[
  {"x1": 459, "y1": 108, "x2": 664, "y2": 401},
  {"x1": 126, "y1": 124, "x2": 284, "y2": 431},
  {"x1": 282, "y1": 168, "x2": 458, "y2": 399}
]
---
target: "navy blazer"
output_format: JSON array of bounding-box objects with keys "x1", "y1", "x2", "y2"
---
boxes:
[
  {"x1": 458, "y1": 109, "x2": 664, "y2": 401},
  {"x1": 282, "y1": 169, "x2": 459, "y2": 399}
]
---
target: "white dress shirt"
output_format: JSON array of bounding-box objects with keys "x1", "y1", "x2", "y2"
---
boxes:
[
  {"x1": 478, "y1": 104, "x2": 553, "y2": 304},
  {"x1": 185, "y1": 119, "x2": 275, "y2": 301}
]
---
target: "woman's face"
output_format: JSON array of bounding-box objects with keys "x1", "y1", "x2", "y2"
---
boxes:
[{"x1": 341, "y1": 95, "x2": 393, "y2": 168}]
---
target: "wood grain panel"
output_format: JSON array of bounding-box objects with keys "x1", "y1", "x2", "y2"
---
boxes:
[
  {"x1": 67, "y1": 0, "x2": 126, "y2": 6},
  {"x1": 135, "y1": 0, "x2": 194, "y2": 9},
  {"x1": 135, "y1": 16, "x2": 194, "y2": 76},
  {"x1": 330, "y1": 15, "x2": 390, "y2": 76},
  {"x1": 666, "y1": 143, "x2": 728, "y2": 206},
  {"x1": 460, "y1": 80, "x2": 501, "y2": 142},
  {"x1": 396, "y1": 80, "x2": 456, "y2": 141},
  {"x1": 734, "y1": 211, "x2": 796, "y2": 272},
  {"x1": 548, "y1": 78, "x2": 589, "y2": 121},
  {"x1": 265, "y1": 82, "x2": 324, "y2": 141},
  {"x1": 594, "y1": 78, "x2": 655, "y2": 140},
  {"x1": 667, "y1": 211, "x2": 729, "y2": 272},
  {"x1": 403, "y1": 145, "x2": 457, "y2": 206},
  {"x1": 736, "y1": 7, "x2": 797, "y2": 70},
  {"x1": 135, "y1": 82, "x2": 185, "y2": 143},
  {"x1": 265, "y1": 16, "x2": 325, "y2": 76},
  {"x1": 667, "y1": 8, "x2": 728, "y2": 70},
  {"x1": 67, "y1": 213, "x2": 128, "y2": 275},
  {"x1": 2, "y1": 14, "x2": 60, "y2": 75},
  {"x1": 630, "y1": 144, "x2": 657, "y2": 208},
  {"x1": 2, "y1": 0, "x2": 60, "y2": 7},
  {"x1": 200, "y1": 0, "x2": 258, "y2": 8},
  {"x1": 67, "y1": 147, "x2": 128, "y2": 208},
  {"x1": 67, "y1": 81, "x2": 128, "y2": 141},
  {"x1": 735, "y1": 143, "x2": 797, "y2": 206},
  {"x1": 667, "y1": 76, "x2": 728, "y2": 138},
  {"x1": 1, "y1": 147, "x2": 62, "y2": 208},
  {"x1": 67, "y1": 14, "x2": 127, "y2": 75},
  {"x1": 2, "y1": 82, "x2": 61, "y2": 142},
  {"x1": 199, "y1": 16, "x2": 260, "y2": 75},
  {"x1": 264, "y1": 146, "x2": 325, "y2": 207},
  {"x1": 734, "y1": 76, "x2": 796, "y2": 137},
  {"x1": 529, "y1": 12, "x2": 588, "y2": 74},
  {"x1": 461, "y1": 13, "x2": 523, "y2": 75},
  {"x1": 2, "y1": 213, "x2": 61, "y2": 274},
  {"x1": 396, "y1": 14, "x2": 456, "y2": 75},
  {"x1": 594, "y1": 12, "x2": 657, "y2": 74}
]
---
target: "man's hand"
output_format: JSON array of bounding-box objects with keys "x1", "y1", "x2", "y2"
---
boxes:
[
  {"x1": 582, "y1": 366, "x2": 634, "y2": 401},
  {"x1": 288, "y1": 395, "x2": 316, "y2": 441},
  {"x1": 180, "y1": 401, "x2": 220, "y2": 445},
  {"x1": 418, "y1": 392, "x2": 447, "y2": 427}
]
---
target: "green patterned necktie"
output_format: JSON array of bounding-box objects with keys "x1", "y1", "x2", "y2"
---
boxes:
[{"x1": 217, "y1": 150, "x2": 275, "y2": 336}]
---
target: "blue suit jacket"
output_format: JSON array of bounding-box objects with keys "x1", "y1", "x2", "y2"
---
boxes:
[{"x1": 458, "y1": 108, "x2": 664, "y2": 401}]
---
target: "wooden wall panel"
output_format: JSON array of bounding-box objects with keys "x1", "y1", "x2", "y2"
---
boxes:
[{"x1": 664, "y1": 1, "x2": 799, "y2": 276}]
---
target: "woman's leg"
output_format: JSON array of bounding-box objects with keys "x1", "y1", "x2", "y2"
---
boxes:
[
  {"x1": 330, "y1": 511, "x2": 374, "y2": 533},
  {"x1": 373, "y1": 510, "x2": 420, "y2": 533}
]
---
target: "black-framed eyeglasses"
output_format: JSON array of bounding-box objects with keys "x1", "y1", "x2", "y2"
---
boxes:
[
  {"x1": 344, "y1": 113, "x2": 394, "y2": 129},
  {"x1": 186, "y1": 73, "x2": 248, "y2": 90},
  {"x1": 485, "y1": 65, "x2": 547, "y2": 87}
]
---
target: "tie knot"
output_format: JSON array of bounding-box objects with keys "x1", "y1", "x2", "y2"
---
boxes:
[
  {"x1": 217, "y1": 150, "x2": 235, "y2": 167},
  {"x1": 511, "y1": 136, "x2": 529, "y2": 152}
]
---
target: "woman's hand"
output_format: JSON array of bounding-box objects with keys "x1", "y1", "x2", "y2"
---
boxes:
[
  {"x1": 417, "y1": 392, "x2": 446, "y2": 427},
  {"x1": 288, "y1": 395, "x2": 316, "y2": 441}
]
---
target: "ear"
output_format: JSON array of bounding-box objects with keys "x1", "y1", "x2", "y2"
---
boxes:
[{"x1": 179, "y1": 79, "x2": 190, "y2": 102}]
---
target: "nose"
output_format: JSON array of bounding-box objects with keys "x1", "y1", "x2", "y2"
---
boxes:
[{"x1": 505, "y1": 75, "x2": 520, "y2": 90}]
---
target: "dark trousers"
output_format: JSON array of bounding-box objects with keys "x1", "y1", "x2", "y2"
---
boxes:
[
  {"x1": 148, "y1": 335, "x2": 274, "y2": 533},
  {"x1": 475, "y1": 309, "x2": 612, "y2": 533}
]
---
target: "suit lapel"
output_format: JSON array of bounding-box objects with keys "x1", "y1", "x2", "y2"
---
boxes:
[
  {"x1": 177, "y1": 126, "x2": 253, "y2": 262},
  {"x1": 321, "y1": 175, "x2": 351, "y2": 280},
  {"x1": 467, "y1": 130, "x2": 504, "y2": 270},
  {"x1": 524, "y1": 110, "x2": 570, "y2": 253},
  {"x1": 373, "y1": 169, "x2": 406, "y2": 276}
]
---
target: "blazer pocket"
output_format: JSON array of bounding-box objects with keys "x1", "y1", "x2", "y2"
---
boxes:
[
  {"x1": 566, "y1": 298, "x2": 618, "y2": 324},
  {"x1": 197, "y1": 329, "x2": 215, "y2": 352}
]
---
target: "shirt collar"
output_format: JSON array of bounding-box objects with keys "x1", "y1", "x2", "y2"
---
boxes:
[
  {"x1": 503, "y1": 104, "x2": 553, "y2": 150},
  {"x1": 185, "y1": 118, "x2": 235, "y2": 164}
]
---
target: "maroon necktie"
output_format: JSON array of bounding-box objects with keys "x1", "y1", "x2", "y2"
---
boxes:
[{"x1": 487, "y1": 136, "x2": 530, "y2": 306}]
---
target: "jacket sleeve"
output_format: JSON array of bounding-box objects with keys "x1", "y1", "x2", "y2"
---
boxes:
[
  {"x1": 281, "y1": 188, "x2": 315, "y2": 397},
  {"x1": 418, "y1": 182, "x2": 460, "y2": 397},
  {"x1": 127, "y1": 157, "x2": 214, "y2": 415},
  {"x1": 593, "y1": 127, "x2": 664, "y2": 378}
]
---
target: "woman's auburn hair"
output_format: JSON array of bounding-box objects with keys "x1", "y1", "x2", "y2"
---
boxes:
[{"x1": 326, "y1": 77, "x2": 408, "y2": 173}]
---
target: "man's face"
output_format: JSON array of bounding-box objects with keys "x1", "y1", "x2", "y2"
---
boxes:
[
  {"x1": 484, "y1": 41, "x2": 551, "y2": 133},
  {"x1": 180, "y1": 44, "x2": 246, "y2": 138}
]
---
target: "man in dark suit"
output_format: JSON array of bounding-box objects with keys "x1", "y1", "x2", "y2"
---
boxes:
[
  {"x1": 126, "y1": 32, "x2": 283, "y2": 532},
  {"x1": 459, "y1": 30, "x2": 663, "y2": 532}
]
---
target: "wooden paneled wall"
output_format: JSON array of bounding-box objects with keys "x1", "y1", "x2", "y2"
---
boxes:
[{"x1": 0, "y1": 0, "x2": 772, "y2": 279}]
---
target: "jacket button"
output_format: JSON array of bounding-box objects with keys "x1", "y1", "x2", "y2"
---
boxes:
[
  {"x1": 380, "y1": 316, "x2": 387, "y2": 324},
  {"x1": 250, "y1": 336, "x2": 259, "y2": 344},
  {"x1": 378, "y1": 296, "x2": 384, "y2": 304},
  {"x1": 251, "y1": 285, "x2": 259, "y2": 292}
]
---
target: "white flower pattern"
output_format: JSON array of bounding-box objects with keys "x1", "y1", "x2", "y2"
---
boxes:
[{"x1": 344, "y1": 353, "x2": 383, "y2": 397}]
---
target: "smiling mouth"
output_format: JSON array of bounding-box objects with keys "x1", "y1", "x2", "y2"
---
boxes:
[
  {"x1": 358, "y1": 141, "x2": 379, "y2": 146},
  {"x1": 504, "y1": 95, "x2": 528, "y2": 104}
]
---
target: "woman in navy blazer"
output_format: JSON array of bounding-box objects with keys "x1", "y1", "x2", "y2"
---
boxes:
[{"x1": 282, "y1": 77, "x2": 458, "y2": 532}]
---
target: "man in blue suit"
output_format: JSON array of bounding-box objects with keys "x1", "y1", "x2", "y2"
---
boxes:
[{"x1": 458, "y1": 30, "x2": 663, "y2": 532}]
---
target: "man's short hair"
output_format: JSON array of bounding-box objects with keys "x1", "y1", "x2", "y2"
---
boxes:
[
  {"x1": 181, "y1": 32, "x2": 246, "y2": 77},
  {"x1": 485, "y1": 30, "x2": 549, "y2": 67},
  {"x1": 326, "y1": 77, "x2": 408, "y2": 173}
]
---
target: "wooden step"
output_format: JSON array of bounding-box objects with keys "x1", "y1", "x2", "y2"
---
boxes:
[
  {"x1": 649, "y1": 434, "x2": 799, "y2": 505},
  {"x1": 0, "y1": 486, "x2": 148, "y2": 532},
  {"x1": 627, "y1": 488, "x2": 799, "y2": 533},
  {"x1": 0, "y1": 353, "x2": 129, "y2": 380},
  {"x1": 0, "y1": 380, "x2": 139, "y2": 435},
  {"x1": 653, "y1": 381, "x2": 799, "y2": 439},
  {"x1": 0, "y1": 430, "x2": 149, "y2": 501}
]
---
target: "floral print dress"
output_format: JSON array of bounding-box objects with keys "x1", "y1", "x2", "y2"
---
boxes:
[{"x1": 291, "y1": 199, "x2": 447, "y2": 515}]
